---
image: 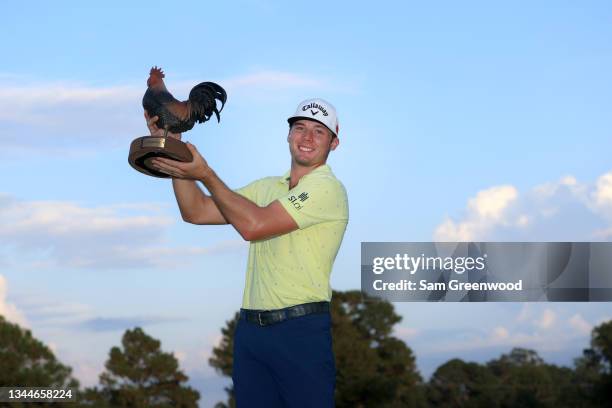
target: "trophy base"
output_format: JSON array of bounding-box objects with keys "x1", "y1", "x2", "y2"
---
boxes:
[{"x1": 128, "y1": 136, "x2": 193, "y2": 178}]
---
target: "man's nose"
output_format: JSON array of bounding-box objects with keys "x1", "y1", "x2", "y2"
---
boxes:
[{"x1": 303, "y1": 129, "x2": 314, "y2": 140}]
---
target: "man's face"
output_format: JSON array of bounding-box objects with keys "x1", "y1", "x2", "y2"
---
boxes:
[{"x1": 287, "y1": 119, "x2": 339, "y2": 167}]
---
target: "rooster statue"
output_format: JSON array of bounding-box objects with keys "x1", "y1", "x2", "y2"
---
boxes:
[
  {"x1": 142, "y1": 66, "x2": 227, "y2": 134},
  {"x1": 128, "y1": 67, "x2": 227, "y2": 178}
]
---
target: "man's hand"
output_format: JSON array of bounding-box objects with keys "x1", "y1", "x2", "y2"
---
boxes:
[
  {"x1": 150, "y1": 143, "x2": 211, "y2": 181},
  {"x1": 144, "y1": 111, "x2": 182, "y2": 140}
]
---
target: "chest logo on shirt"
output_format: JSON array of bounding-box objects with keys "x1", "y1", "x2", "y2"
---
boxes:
[{"x1": 288, "y1": 192, "x2": 309, "y2": 210}]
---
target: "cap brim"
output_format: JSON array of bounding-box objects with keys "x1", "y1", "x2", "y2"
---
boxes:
[{"x1": 287, "y1": 116, "x2": 337, "y2": 137}]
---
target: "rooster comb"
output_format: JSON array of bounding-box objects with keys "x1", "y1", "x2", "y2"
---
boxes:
[{"x1": 149, "y1": 66, "x2": 165, "y2": 78}]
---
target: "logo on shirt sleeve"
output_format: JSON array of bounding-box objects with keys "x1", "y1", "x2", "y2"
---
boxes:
[{"x1": 288, "y1": 192, "x2": 309, "y2": 210}]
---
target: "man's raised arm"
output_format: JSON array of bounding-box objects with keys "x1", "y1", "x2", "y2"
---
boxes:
[
  {"x1": 149, "y1": 143, "x2": 298, "y2": 241},
  {"x1": 172, "y1": 179, "x2": 228, "y2": 225}
]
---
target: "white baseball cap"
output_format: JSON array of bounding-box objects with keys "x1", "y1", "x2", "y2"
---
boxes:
[{"x1": 287, "y1": 98, "x2": 339, "y2": 137}]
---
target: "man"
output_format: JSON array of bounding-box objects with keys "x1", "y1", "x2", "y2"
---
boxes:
[{"x1": 145, "y1": 98, "x2": 348, "y2": 408}]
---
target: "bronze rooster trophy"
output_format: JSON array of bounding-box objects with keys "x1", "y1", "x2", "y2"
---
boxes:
[{"x1": 128, "y1": 66, "x2": 227, "y2": 178}]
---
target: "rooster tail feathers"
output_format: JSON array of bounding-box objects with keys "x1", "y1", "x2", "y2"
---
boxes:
[{"x1": 188, "y1": 82, "x2": 227, "y2": 124}]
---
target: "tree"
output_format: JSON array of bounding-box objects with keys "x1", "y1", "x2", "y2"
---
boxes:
[
  {"x1": 492, "y1": 348, "x2": 545, "y2": 367},
  {"x1": 426, "y1": 349, "x2": 584, "y2": 408},
  {"x1": 209, "y1": 290, "x2": 426, "y2": 408},
  {"x1": 332, "y1": 291, "x2": 425, "y2": 408},
  {"x1": 208, "y1": 313, "x2": 239, "y2": 408},
  {"x1": 575, "y1": 320, "x2": 612, "y2": 406},
  {"x1": 487, "y1": 348, "x2": 577, "y2": 408},
  {"x1": 0, "y1": 315, "x2": 79, "y2": 407},
  {"x1": 82, "y1": 327, "x2": 199, "y2": 408},
  {"x1": 427, "y1": 359, "x2": 501, "y2": 408}
]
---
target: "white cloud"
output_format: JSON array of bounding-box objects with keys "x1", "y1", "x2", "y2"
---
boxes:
[
  {"x1": 0, "y1": 194, "x2": 245, "y2": 270},
  {"x1": 0, "y1": 83, "x2": 139, "y2": 122},
  {"x1": 568, "y1": 313, "x2": 592, "y2": 335},
  {"x1": 592, "y1": 173, "x2": 612, "y2": 218},
  {"x1": 532, "y1": 175, "x2": 583, "y2": 198},
  {"x1": 418, "y1": 327, "x2": 560, "y2": 354},
  {"x1": 2, "y1": 201, "x2": 170, "y2": 237},
  {"x1": 0, "y1": 274, "x2": 28, "y2": 327},
  {"x1": 434, "y1": 171, "x2": 612, "y2": 241},
  {"x1": 434, "y1": 185, "x2": 518, "y2": 241},
  {"x1": 535, "y1": 309, "x2": 556, "y2": 330},
  {"x1": 0, "y1": 70, "x2": 321, "y2": 120},
  {"x1": 0, "y1": 70, "x2": 334, "y2": 154},
  {"x1": 409, "y1": 305, "x2": 604, "y2": 357},
  {"x1": 418, "y1": 323, "x2": 577, "y2": 355},
  {"x1": 12, "y1": 291, "x2": 187, "y2": 335},
  {"x1": 15, "y1": 295, "x2": 94, "y2": 327},
  {"x1": 592, "y1": 227, "x2": 612, "y2": 239},
  {"x1": 469, "y1": 186, "x2": 518, "y2": 220},
  {"x1": 492, "y1": 326, "x2": 509, "y2": 340}
]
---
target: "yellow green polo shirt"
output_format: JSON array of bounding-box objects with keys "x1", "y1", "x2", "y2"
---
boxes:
[{"x1": 235, "y1": 164, "x2": 349, "y2": 310}]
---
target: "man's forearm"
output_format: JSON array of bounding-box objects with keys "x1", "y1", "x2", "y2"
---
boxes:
[
  {"x1": 172, "y1": 178, "x2": 207, "y2": 221},
  {"x1": 172, "y1": 177, "x2": 229, "y2": 225}
]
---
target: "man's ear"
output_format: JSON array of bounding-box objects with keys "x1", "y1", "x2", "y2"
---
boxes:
[{"x1": 330, "y1": 137, "x2": 340, "y2": 151}]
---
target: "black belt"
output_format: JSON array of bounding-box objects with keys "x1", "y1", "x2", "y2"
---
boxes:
[{"x1": 240, "y1": 301, "x2": 330, "y2": 327}]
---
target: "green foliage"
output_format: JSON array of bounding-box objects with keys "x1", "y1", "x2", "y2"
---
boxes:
[
  {"x1": 82, "y1": 327, "x2": 199, "y2": 408},
  {"x1": 426, "y1": 348, "x2": 594, "y2": 408},
  {"x1": 208, "y1": 290, "x2": 426, "y2": 408},
  {"x1": 590, "y1": 320, "x2": 612, "y2": 367},
  {"x1": 0, "y1": 316, "x2": 78, "y2": 389},
  {"x1": 0, "y1": 316, "x2": 79, "y2": 408},
  {"x1": 332, "y1": 291, "x2": 425, "y2": 408},
  {"x1": 575, "y1": 320, "x2": 612, "y2": 406},
  {"x1": 4, "y1": 302, "x2": 612, "y2": 408},
  {"x1": 487, "y1": 348, "x2": 577, "y2": 408},
  {"x1": 428, "y1": 358, "x2": 501, "y2": 407},
  {"x1": 209, "y1": 312, "x2": 239, "y2": 378},
  {"x1": 209, "y1": 313, "x2": 239, "y2": 408}
]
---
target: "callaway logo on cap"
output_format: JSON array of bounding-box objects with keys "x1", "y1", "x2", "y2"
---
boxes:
[{"x1": 287, "y1": 98, "x2": 339, "y2": 137}]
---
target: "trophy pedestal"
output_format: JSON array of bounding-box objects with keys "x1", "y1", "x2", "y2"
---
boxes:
[{"x1": 128, "y1": 136, "x2": 193, "y2": 178}]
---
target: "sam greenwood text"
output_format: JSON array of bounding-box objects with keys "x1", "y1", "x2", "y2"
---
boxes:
[{"x1": 372, "y1": 279, "x2": 523, "y2": 291}]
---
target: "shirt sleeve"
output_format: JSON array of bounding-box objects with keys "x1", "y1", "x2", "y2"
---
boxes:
[
  {"x1": 235, "y1": 179, "x2": 263, "y2": 203},
  {"x1": 278, "y1": 174, "x2": 349, "y2": 229}
]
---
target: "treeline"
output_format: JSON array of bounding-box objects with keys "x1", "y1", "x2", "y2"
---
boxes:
[
  {"x1": 210, "y1": 291, "x2": 612, "y2": 408},
  {"x1": 0, "y1": 319, "x2": 198, "y2": 407},
  {"x1": 1, "y1": 291, "x2": 611, "y2": 407}
]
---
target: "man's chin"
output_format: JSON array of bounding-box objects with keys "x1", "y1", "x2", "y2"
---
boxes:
[
  {"x1": 293, "y1": 156, "x2": 317, "y2": 166},
  {"x1": 294, "y1": 159, "x2": 311, "y2": 166}
]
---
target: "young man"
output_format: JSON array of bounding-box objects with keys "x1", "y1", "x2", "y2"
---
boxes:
[{"x1": 146, "y1": 98, "x2": 348, "y2": 407}]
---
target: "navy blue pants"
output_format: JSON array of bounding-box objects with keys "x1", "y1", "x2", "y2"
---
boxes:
[{"x1": 232, "y1": 312, "x2": 336, "y2": 408}]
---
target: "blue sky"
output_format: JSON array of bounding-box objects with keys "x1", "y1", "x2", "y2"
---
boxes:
[{"x1": 1, "y1": 1, "x2": 612, "y2": 406}]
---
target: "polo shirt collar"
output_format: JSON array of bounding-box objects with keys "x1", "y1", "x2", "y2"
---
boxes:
[{"x1": 278, "y1": 164, "x2": 332, "y2": 185}]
